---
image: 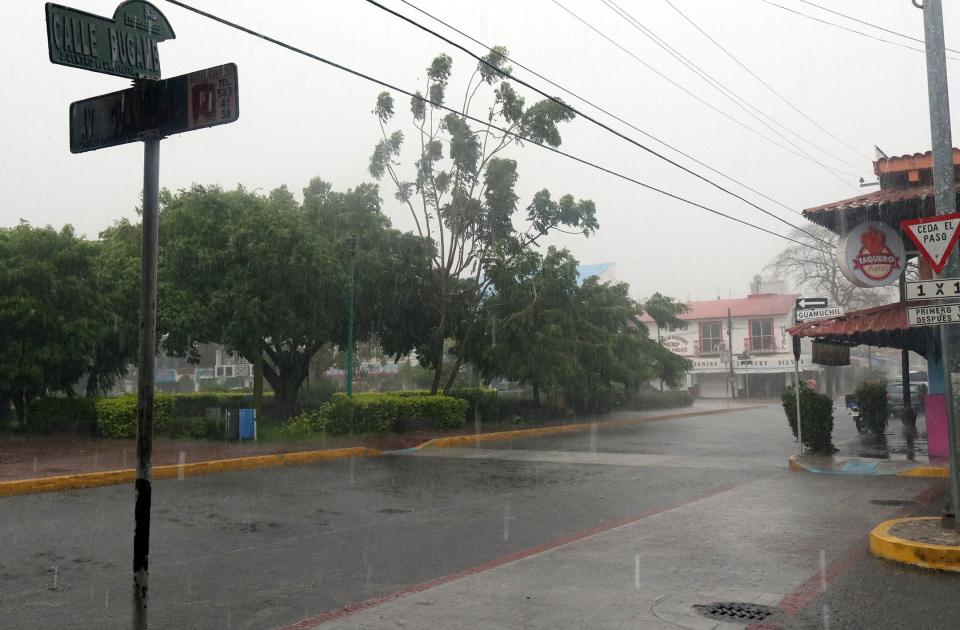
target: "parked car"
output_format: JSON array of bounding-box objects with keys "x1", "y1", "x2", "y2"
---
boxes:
[{"x1": 886, "y1": 382, "x2": 928, "y2": 414}]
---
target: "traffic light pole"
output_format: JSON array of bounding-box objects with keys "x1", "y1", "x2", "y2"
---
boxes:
[{"x1": 920, "y1": 0, "x2": 960, "y2": 528}]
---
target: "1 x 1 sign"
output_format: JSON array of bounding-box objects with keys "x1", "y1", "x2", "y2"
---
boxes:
[
  {"x1": 795, "y1": 306, "x2": 844, "y2": 322},
  {"x1": 69, "y1": 63, "x2": 238, "y2": 153},
  {"x1": 907, "y1": 304, "x2": 960, "y2": 327},
  {"x1": 905, "y1": 278, "x2": 960, "y2": 301}
]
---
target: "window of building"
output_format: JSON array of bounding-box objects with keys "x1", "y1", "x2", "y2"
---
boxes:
[
  {"x1": 699, "y1": 321, "x2": 723, "y2": 352},
  {"x1": 749, "y1": 319, "x2": 774, "y2": 351}
]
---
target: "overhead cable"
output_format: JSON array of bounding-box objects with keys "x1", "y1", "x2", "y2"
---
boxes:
[
  {"x1": 360, "y1": 0, "x2": 838, "y2": 244},
  {"x1": 160, "y1": 0, "x2": 832, "y2": 253},
  {"x1": 662, "y1": 0, "x2": 873, "y2": 163}
]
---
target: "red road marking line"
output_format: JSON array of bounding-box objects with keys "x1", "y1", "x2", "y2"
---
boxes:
[
  {"x1": 280, "y1": 482, "x2": 739, "y2": 629},
  {"x1": 748, "y1": 479, "x2": 948, "y2": 630}
]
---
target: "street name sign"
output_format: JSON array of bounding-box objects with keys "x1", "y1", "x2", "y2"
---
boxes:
[
  {"x1": 796, "y1": 297, "x2": 828, "y2": 310},
  {"x1": 46, "y1": 1, "x2": 175, "y2": 80},
  {"x1": 70, "y1": 63, "x2": 239, "y2": 153},
  {"x1": 905, "y1": 278, "x2": 960, "y2": 301},
  {"x1": 907, "y1": 304, "x2": 960, "y2": 327},
  {"x1": 795, "y1": 306, "x2": 844, "y2": 322},
  {"x1": 900, "y1": 213, "x2": 960, "y2": 274}
]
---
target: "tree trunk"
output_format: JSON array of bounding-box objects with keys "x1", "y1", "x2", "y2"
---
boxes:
[
  {"x1": 430, "y1": 295, "x2": 450, "y2": 395},
  {"x1": 532, "y1": 383, "x2": 541, "y2": 406},
  {"x1": 261, "y1": 352, "x2": 312, "y2": 419}
]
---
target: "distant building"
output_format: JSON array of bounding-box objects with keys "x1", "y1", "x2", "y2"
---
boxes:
[
  {"x1": 576, "y1": 262, "x2": 617, "y2": 286},
  {"x1": 642, "y1": 282, "x2": 820, "y2": 398}
]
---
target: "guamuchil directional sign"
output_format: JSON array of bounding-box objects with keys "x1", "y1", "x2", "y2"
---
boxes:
[{"x1": 70, "y1": 63, "x2": 239, "y2": 153}]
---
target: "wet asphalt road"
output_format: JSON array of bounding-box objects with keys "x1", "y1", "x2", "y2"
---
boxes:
[{"x1": 0, "y1": 402, "x2": 956, "y2": 629}]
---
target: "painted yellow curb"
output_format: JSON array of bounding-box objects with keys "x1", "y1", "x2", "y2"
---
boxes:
[
  {"x1": 897, "y1": 466, "x2": 950, "y2": 478},
  {"x1": 416, "y1": 406, "x2": 765, "y2": 450},
  {"x1": 870, "y1": 517, "x2": 960, "y2": 572},
  {"x1": 0, "y1": 446, "x2": 381, "y2": 498}
]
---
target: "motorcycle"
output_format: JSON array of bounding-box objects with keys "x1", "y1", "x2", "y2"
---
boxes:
[{"x1": 845, "y1": 393, "x2": 865, "y2": 434}]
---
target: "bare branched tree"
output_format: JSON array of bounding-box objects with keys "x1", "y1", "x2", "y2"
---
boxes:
[{"x1": 767, "y1": 224, "x2": 897, "y2": 309}]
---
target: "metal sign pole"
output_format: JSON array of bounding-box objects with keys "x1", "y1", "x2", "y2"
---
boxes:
[
  {"x1": 793, "y1": 326, "x2": 803, "y2": 456},
  {"x1": 133, "y1": 132, "x2": 161, "y2": 628},
  {"x1": 921, "y1": 0, "x2": 960, "y2": 527}
]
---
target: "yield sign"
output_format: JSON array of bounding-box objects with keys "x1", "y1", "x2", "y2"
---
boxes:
[{"x1": 901, "y1": 213, "x2": 960, "y2": 274}]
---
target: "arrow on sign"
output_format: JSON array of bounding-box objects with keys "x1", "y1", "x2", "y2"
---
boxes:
[
  {"x1": 796, "y1": 297, "x2": 828, "y2": 309},
  {"x1": 901, "y1": 213, "x2": 960, "y2": 274}
]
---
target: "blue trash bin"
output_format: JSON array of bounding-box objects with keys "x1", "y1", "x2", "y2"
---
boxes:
[{"x1": 239, "y1": 408, "x2": 256, "y2": 441}]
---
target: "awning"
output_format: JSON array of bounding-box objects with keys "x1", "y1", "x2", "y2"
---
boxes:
[
  {"x1": 787, "y1": 301, "x2": 932, "y2": 356},
  {"x1": 802, "y1": 184, "x2": 960, "y2": 235}
]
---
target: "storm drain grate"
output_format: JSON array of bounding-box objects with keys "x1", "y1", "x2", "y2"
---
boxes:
[
  {"x1": 870, "y1": 499, "x2": 915, "y2": 507},
  {"x1": 693, "y1": 602, "x2": 780, "y2": 624}
]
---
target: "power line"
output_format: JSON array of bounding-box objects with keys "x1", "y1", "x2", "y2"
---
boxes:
[
  {"x1": 362, "y1": 0, "x2": 836, "y2": 245},
  {"x1": 662, "y1": 0, "x2": 873, "y2": 163},
  {"x1": 548, "y1": 0, "x2": 864, "y2": 189},
  {"x1": 796, "y1": 0, "x2": 960, "y2": 55},
  {"x1": 395, "y1": 0, "x2": 804, "y2": 218},
  {"x1": 760, "y1": 0, "x2": 960, "y2": 62},
  {"x1": 160, "y1": 0, "x2": 831, "y2": 253},
  {"x1": 600, "y1": 0, "x2": 865, "y2": 185}
]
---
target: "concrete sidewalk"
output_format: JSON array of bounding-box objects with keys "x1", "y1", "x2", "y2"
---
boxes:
[{"x1": 284, "y1": 471, "x2": 942, "y2": 630}]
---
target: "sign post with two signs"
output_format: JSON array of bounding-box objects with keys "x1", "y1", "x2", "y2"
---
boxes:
[{"x1": 46, "y1": 3, "x2": 239, "y2": 627}]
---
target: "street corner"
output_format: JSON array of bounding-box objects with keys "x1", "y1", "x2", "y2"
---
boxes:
[
  {"x1": 869, "y1": 516, "x2": 960, "y2": 573},
  {"x1": 788, "y1": 454, "x2": 947, "y2": 477}
]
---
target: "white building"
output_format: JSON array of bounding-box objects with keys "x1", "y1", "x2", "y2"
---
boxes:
[{"x1": 644, "y1": 290, "x2": 819, "y2": 399}]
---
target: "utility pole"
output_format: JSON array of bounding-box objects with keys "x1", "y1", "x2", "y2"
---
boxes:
[
  {"x1": 345, "y1": 235, "x2": 357, "y2": 398},
  {"x1": 727, "y1": 308, "x2": 736, "y2": 400},
  {"x1": 919, "y1": 0, "x2": 960, "y2": 528},
  {"x1": 133, "y1": 130, "x2": 160, "y2": 629}
]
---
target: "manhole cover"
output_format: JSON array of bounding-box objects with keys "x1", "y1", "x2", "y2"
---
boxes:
[
  {"x1": 376, "y1": 508, "x2": 413, "y2": 514},
  {"x1": 693, "y1": 602, "x2": 780, "y2": 624},
  {"x1": 870, "y1": 499, "x2": 916, "y2": 506}
]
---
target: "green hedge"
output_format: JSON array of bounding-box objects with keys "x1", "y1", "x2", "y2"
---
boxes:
[
  {"x1": 164, "y1": 416, "x2": 225, "y2": 440},
  {"x1": 390, "y1": 387, "x2": 503, "y2": 423},
  {"x1": 782, "y1": 384, "x2": 835, "y2": 455},
  {"x1": 627, "y1": 390, "x2": 694, "y2": 411},
  {"x1": 855, "y1": 381, "x2": 888, "y2": 434},
  {"x1": 25, "y1": 397, "x2": 98, "y2": 435},
  {"x1": 278, "y1": 409, "x2": 326, "y2": 438},
  {"x1": 95, "y1": 395, "x2": 173, "y2": 438},
  {"x1": 169, "y1": 392, "x2": 272, "y2": 417},
  {"x1": 323, "y1": 392, "x2": 469, "y2": 435}
]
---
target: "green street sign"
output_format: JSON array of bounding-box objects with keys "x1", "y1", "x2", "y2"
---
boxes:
[
  {"x1": 45, "y1": 1, "x2": 175, "y2": 80},
  {"x1": 69, "y1": 63, "x2": 239, "y2": 153}
]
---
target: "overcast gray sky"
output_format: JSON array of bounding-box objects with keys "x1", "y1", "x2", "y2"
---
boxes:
[{"x1": 3, "y1": 0, "x2": 958, "y2": 301}]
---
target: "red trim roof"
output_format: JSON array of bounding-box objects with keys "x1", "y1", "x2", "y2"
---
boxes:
[
  {"x1": 788, "y1": 301, "x2": 908, "y2": 337},
  {"x1": 804, "y1": 183, "x2": 958, "y2": 215},
  {"x1": 640, "y1": 293, "x2": 797, "y2": 322}
]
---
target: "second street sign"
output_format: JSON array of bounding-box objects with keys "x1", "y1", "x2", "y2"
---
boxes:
[
  {"x1": 795, "y1": 306, "x2": 844, "y2": 322},
  {"x1": 908, "y1": 304, "x2": 960, "y2": 327},
  {"x1": 46, "y1": 1, "x2": 175, "y2": 80},
  {"x1": 905, "y1": 278, "x2": 960, "y2": 301},
  {"x1": 70, "y1": 63, "x2": 239, "y2": 153}
]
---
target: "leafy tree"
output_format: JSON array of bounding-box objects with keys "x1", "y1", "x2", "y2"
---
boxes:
[
  {"x1": 0, "y1": 223, "x2": 105, "y2": 423},
  {"x1": 369, "y1": 49, "x2": 598, "y2": 393},
  {"x1": 86, "y1": 219, "x2": 142, "y2": 395},
  {"x1": 159, "y1": 181, "x2": 433, "y2": 415},
  {"x1": 471, "y1": 247, "x2": 690, "y2": 411},
  {"x1": 642, "y1": 292, "x2": 690, "y2": 333}
]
